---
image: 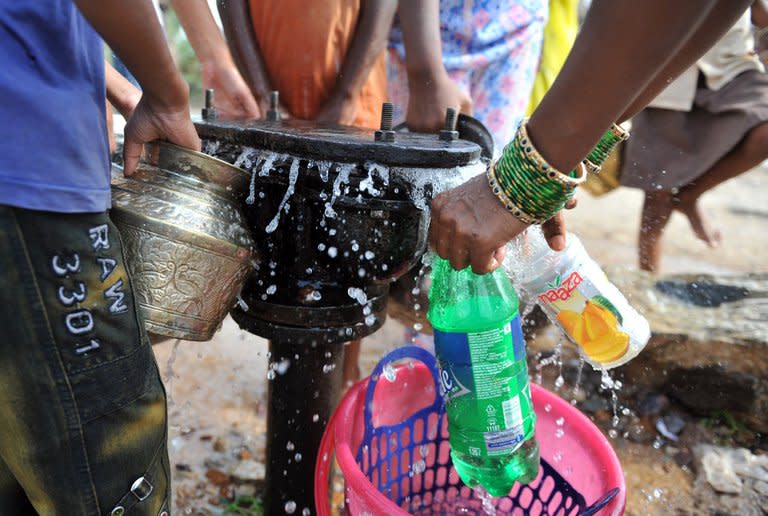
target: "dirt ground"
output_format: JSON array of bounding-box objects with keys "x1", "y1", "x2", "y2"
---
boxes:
[{"x1": 153, "y1": 163, "x2": 768, "y2": 515}]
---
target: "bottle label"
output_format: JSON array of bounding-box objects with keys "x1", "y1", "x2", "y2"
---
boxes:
[
  {"x1": 537, "y1": 266, "x2": 632, "y2": 366},
  {"x1": 434, "y1": 316, "x2": 535, "y2": 458}
]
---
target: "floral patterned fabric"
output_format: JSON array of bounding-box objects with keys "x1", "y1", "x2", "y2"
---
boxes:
[{"x1": 388, "y1": 0, "x2": 548, "y2": 155}]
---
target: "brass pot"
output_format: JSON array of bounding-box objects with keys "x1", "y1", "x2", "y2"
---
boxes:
[{"x1": 110, "y1": 142, "x2": 255, "y2": 341}]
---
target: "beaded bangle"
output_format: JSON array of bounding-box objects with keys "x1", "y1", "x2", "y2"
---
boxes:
[
  {"x1": 585, "y1": 123, "x2": 629, "y2": 173},
  {"x1": 486, "y1": 164, "x2": 544, "y2": 224}
]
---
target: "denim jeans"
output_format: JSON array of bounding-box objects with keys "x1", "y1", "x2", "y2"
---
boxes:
[{"x1": 0, "y1": 205, "x2": 170, "y2": 515}]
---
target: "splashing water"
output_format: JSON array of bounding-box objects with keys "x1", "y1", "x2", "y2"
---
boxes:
[
  {"x1": 202, "y1": 140, "x2": 220, "y2": 155},
  {"x1": 265, "y1": 158, "x2": 300, "y2": 233},
  {"x1": 600, "y1": 369, "x2": 623, "y2": 427},
  {"x1": 393, "y1": 161, "x2": 485, "y2": 210},
  {"x1": 164, "y1": 339, "x2": 182, "y2": 409},
  {"x1": 572, "y1": 356, "x2": 586, "y2": 399},
  {"x1": 475, "y1": 487, "x2": 496, "y2": 516},
  {"x1": 234, "y1": 146, "x2": 258, "y2": 169},
  {"x1": 235, "y1": 294, "x2": 249, "y2": 312},
  {"x1": 314, "y1": 160, "x2": 332, "y2": 182},
  {"x1": 347, "y1": 287, "x2": 368, "y2": 305},
  {"x1": 360, "y1": 161, "x2": 390, "y2": 197},
  {"x1": 325, "y1": 163, "x2": 355, "y2": 217}
]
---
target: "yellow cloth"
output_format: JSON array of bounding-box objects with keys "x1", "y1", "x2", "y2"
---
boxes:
[{"x1": 526, "y1": 0, "x2": 579, "y2": 115}]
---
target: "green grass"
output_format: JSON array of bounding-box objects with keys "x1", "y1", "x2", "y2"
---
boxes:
[{"x1": 222, "y1": 494, "x2": 263, "y2": 515}]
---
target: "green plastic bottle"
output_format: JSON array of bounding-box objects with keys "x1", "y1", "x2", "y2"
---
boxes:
[{"x1": 427, "y1": 257, "x2": 539, "y2": 496}]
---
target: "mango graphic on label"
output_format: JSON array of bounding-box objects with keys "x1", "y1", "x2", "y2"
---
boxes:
[{"x1": 556, "y1": 299, "x2": 629, "y2": 364}]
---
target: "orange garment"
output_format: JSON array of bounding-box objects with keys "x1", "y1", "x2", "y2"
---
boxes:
[{"x1": 248, "y1": 0, "x2": 387, "y2": 129}]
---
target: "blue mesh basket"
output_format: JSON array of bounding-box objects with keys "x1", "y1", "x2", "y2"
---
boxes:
[{"x1": 342, "y1": 346, "x2": 623, "y2": 515}]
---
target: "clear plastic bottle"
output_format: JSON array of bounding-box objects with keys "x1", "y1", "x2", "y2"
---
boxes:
[
  {"x1": 428, "y1": 257, "x2": 539, "y2": 496},
  {"x1": 507, "y1": 227, "x2": 650, "y2": 369}
]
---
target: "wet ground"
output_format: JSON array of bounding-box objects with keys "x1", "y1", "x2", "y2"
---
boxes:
[{"x1": 153, "y1": 164, "x2": 767, "y2": 515}]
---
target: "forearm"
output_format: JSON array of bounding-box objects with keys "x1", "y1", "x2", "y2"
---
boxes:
[
  {"x1": 170, "y1": 0, "x2": 232, "y2": 66},
  {"x1": 330, "y1": 0, "x2": 398, "y2": 101},
  {"x1": 105, "y1": 61, "x2": 141, "y2": 119},
  {"x1": 619, "y1": 0, "x2": 753, "y2": 121},
  {"x1": 528, "y1": 0, "x2": 720, "y2": 173},
  {"x1": 398, "y1": 0, "x2": 445, "y2": 81},
  {"x1": 75, "y1": 0, "x2": 188, "y2": 110},
  {"x1": 217, "y1": 0, "x2": 272, "y2": 101},
  {"x1": 753, "y1": 1, "x2": 768, "y2": 28}
]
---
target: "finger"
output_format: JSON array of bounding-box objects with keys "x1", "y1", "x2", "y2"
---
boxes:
[
  {"x1": 449, "y1": 245, "x2": 470, "y2": 271},
  {"x1": 436, "y1": 226, "x2": 454, "y2": 263},
  {"x1": 462, "y1": 98, "x2": 474, "y2": 116},
  {"x1": 449, "y1": 227, "x2": 473, "y2": 270},
  {"x1": 428, "y1": 194, "x2": 446, "y2": 251},
  {"x1": 565, "y1": 197, "x2": 578, "y2": 209},
  {"x1": 469, "y1": 242, "x2": 502, "y2": 274},
  {"x1": 122, "y1": 138, "x2": 142, "y2": 177},
  {"x1": 239, "y1": 94, "x2": 261, "y2": 119},
  {"x1": 542, "y1": 212, "x2": 567, "y2": 251},
  {"x1": 172, "y1": 120, "x2": 201, "y2": 152},
  {"x1": 492, "y1": 246, "x2": 506, "y2": 267}
]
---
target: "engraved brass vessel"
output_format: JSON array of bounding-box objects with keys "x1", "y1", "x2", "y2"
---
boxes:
[{"x1": 110, "y1": 142, "x2": 255, "y2": 341}]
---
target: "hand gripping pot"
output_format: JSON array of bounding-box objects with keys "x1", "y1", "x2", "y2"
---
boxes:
[
  {"x1": 316, "y1": 346, "x2": 626, "y2": 515},
  {"x1": 110, "y1": 142, "x2": 255, "y2": 341}
]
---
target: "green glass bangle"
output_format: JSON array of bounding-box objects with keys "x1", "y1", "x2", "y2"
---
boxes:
[{"x1": 585, "y1": 123, "x2": 629, "y2": 171}]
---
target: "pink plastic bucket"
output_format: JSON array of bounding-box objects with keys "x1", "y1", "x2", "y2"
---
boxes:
[{"x1": 315, "y1": 346, "x2": 625, "y2": 515}]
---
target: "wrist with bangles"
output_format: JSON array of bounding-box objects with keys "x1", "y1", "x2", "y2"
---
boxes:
[{"x1": 487, "y1": 120, "x2": 628, "y2": 224}]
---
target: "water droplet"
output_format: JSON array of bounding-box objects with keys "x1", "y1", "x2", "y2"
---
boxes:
[
  {"x1": 312, "y1": 414, "x2": 320, "y2": 422},
  {"x1": 554, "y1": 375, "x2": 564, "y2": 389},
  {"x1": 544, "y1": 403, "x2": 552, "y2": 413},
  {"x1": 266, "y1": 285, "x2": 277, "y2": 295},
  {"x1": 266, "y1": 370, "x2": 276, "y2": 380},
  {"x1": 276, "y1": 359, "x2": 290, "y2": 375},
  {"x1": 555, "y1": 417, "x2": 564, "y2": 426},
  {"x1": 653, "y1": 488, "x2": 662, "y2": 498},
  {"x1": 412, "y1": 460, "x2": 426, "y2": 474},
  {"x1": 382, "y1": 363, "x2": 397, "y2": 382},
  {"x1": 302, "y1": 509, "x2": 311, "y2": 516},
  {"x1": 352, "y1": 242, "x2": 360, "y2": 252},
  {"x1": 328, "y1": 247, "x2": 338, "y2": 258},
  {"x1": 553, "y1": 452, "x2": 563, "y2": 463},
  {"x1": 317, "y1": 243, "x2": 326, "y2": 251},
  {"x1": 285, "y1": 500, "x2": 296, "y2": 514},
  {"x1": 555, "y1": 428, "x2": 564, "y2": 438},
  {"x1": 413, "y1": 323, "x2": 423, "y2": 332},
  {"x1": 295, "y1": 452, "x2": 302, "y2": 462},
  {"x1": 608, "y1": 429, "x2": 618, "y2": 439},
  {"x1": 364, "y1": 250, "x2": 375, "y2": 260}
]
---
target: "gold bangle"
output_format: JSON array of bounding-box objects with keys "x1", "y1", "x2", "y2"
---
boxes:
[
  {"x1": 584, "y1": 159, "x2": 601, "y2": 175},
  {"x1": 517, "y1": 121, "x2": 587, "y2": 188},
  {"x1": 610, "y1": 123, "x2": 630, "y2": 142}
]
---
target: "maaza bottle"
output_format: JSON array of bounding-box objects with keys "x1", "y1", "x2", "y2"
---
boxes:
[{"x1": 508, "y1": 227, "x2": 651, "y2": 369}]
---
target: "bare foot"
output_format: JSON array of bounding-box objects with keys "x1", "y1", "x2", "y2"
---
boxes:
[
  {"x1": 639, "y1": 191, "x2": 675, "y2": 272},
  {"x1": 673, "y1": 190, "x2": 723, "y2": 248}
]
